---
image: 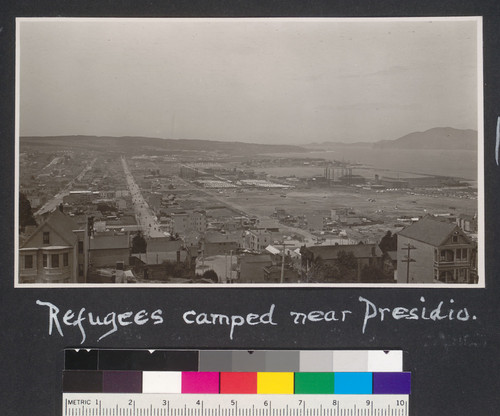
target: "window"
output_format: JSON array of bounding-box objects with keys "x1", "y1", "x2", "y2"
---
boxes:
[
  {"x1": 78, "y1": 264, "x2": 84, "y2": 277},
  {"x1": 43, "y1": 232, "x2": 50, "y2": 244},
  {"x1": 440, "y1": 249, "x2": 454, "y2": 262},
  {"x1": 78, "y1": 241, "x2": 83, "y2": 254},
  {"x1": 63, "y1": 253, "x2": 69, "y2": 267},
  {"x1": 51, "y1": 254, "x2": 59, "y2": 268},
  {"x1": 24, "y1": 255, "x2": 33, "y2": 269},
  {"x1": 439, "y1": 270, "x2": 454, "y2": 282},
  {"x1": 452, "y1": 235, "x2": 458, "y2": 243},
  {"x1": 43, "y1": 254, "x2": 47, "y2": 267}
]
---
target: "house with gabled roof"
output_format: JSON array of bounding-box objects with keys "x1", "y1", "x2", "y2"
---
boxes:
[
  {"x1": 203, "y1": 231, "x2": 241, "y2": 256},
  {"x1": 396, "y1": 216, "x2": 475, "y2": 284},
  {"x1": 19, "y1": 209, "x2": 86, "y2": 283},
  {"x1": 301, "y1": 243, "x2": 383, "y2": 282},
  {"x1": 132, "y1": 237, "x2": 186, "y2": 265},
  {"x1": 88, "y1": 233, "x2": 130, "y2": 268}
]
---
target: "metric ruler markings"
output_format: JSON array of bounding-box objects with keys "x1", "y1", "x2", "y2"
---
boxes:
[{"x1": 63, "y1": 395, "x2": 408, "y2": 416}]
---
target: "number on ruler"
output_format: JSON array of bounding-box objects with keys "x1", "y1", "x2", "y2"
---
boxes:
[{"x1": 62, "y1": 394, "x2": 409, "y2": 416}]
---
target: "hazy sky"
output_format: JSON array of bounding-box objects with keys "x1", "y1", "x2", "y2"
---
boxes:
[{"x1": 18, "y1": 18, "x2": 480, "y2": 144}]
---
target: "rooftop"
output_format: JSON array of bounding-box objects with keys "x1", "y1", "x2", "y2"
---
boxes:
[
  {"x1": 21, "y1": 209, "x2": 81, "y2": 248},
  {"x1": 239, "y1": 254, "x2": 272, "y2": 264},
  {"x1": 89, "y1": 234, "x2": 130, "y2": 250},
  {"x1": 398, "y1": 216, "x2": 462, "y2": 246},
  {"x1": 146, "y1": 237, "x2": 183, "y2": 253},
  {"x1": 205, "y1": 231, "x2": 241, "y2": 244},
  {"x1": 306, "y1": 243, "x2": 382, "y2": 260}
]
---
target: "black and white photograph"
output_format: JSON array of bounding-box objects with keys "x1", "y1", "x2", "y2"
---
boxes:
[{"x1": 15, "y1": 17, "x2": 483, "y2": 287}]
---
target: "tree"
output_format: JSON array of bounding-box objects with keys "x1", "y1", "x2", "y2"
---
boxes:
[
  {"x1": 337, "y1": 250, "x2": 357, "y2": 270},
  {"x1": 300, "y1": 245, "x2": 314, "y2": 269},
  {"x1": 202, "y1": 269, "x2": 218, "y2": 283},
  {"x1": 360, "y1": 265, "x2": 390, "y2": 283},
  {"x1": 379, "y1": 231, "x2": 397, "y2": 253},
  {"x1": 131, "y1": 232, "x2": 147, "y2": 253},
  {"x1": 19, "y1": 193, "x2": 37, "y2": 229},
  {"x1": 162, "y1": 260, "x2": 193, "y2": 279},
  {"x1": 316, "y1": 263, "x2": 341, "y2": 282},
  {"x1": 97, "y1": 202, "x2": 116, "y2": 214}
]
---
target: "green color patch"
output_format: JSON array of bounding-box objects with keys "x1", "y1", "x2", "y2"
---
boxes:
[{"x1": 294, "y1": 372, "x2": 335, "y2": 394}]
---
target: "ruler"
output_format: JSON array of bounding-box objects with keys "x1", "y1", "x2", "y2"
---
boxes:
[{"x1": 63, "y1": 394, "x2": 409, "y2": 416}]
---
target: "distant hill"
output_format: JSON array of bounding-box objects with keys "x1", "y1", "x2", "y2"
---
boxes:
[
  {"x1": 308, "y1": 127, "x2": 477, "y2": 151},
  {"x1": 20, "y1": 135, "x2": 307, "y2": 155},
  {"x1": 373, "y1": 127, "x2": 477, "y2": 150}
]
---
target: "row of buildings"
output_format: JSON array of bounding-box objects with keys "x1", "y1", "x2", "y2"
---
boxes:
[{"x1": 18, "y1": 206, "x2": 477, "y2": 284}]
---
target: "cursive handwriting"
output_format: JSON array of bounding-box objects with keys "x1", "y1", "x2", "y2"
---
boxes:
[
  {"x1": 36, "y1": 296, "x2": 477, "y2": 343},
  {"x1": 36, "y1": 300, "x2": 163, "y2": 344}
]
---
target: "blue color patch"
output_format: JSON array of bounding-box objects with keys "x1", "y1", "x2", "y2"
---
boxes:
[
  {"x1": 334, "y1": 372, "x2": 373, "y2": 394},
  {"x1": 373, "y1": 372, "x2": 411, "y2": 394}
]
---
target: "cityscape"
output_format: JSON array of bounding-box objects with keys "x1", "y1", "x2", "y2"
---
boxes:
[
  {"x1": 16, "y1": 18, "x2": 481, "y2": 285},
  {"x1": 18, "y1": 129, "x2": 479, "y2": 285}
]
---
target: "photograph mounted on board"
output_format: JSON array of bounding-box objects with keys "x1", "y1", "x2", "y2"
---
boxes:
[{"x1": 15, "y1": 17, "x2": 483, "y2": 287}]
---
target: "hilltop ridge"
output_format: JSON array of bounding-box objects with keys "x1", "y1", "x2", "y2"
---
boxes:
[
  {"x1": 308, "y1": 127, "x2": 477, "y2": 151},
  {"x1": 20, "y1": 135, "x2": 307, "y2": 155}
]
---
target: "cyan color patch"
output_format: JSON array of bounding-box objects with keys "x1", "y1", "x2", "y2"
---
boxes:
[{"x1": 334, "y1": 372, "x2": 372, "y2": 394}]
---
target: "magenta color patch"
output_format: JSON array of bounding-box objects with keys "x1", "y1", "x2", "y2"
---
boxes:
[{"x1": 182, "y1": 372, "x2": 220, "y2": 393}]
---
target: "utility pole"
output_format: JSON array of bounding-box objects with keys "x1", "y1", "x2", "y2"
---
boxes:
[
  {"x1": 280, "y1": 242, "x2": 286, "y2": 284},
  {"x1": 229, "y1": 250, "x2": 233, "y2": 284},
  {"x1": 401, "y1": 243, "x2": 416, "y2": 283},
  {"x1": 279, "y1": 241, "x2": 295, "y2": 284},
  {"x1": 225, "y1": 252, "x2": 228, "y2": 282}
]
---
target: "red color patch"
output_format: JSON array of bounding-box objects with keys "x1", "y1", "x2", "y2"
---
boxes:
[{"x1": 220, "y1": 372, "x2": 257, "y2": 394}]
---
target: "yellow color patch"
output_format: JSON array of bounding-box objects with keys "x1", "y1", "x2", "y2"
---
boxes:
[{"x1": 257, "y1": 372, "x2": 294, "y2": 394}]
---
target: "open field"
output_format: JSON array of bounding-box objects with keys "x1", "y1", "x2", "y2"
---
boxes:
[{"x1": 223, "y1": 186, "x2": 477, "y2": 225}]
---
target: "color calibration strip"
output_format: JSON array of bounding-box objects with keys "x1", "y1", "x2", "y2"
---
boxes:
[
  {"x1": 64, "y1": 349, "x2": 408, "y2": 395},
  {"x1": 65, "y1": 349, "x2": 403, "y2": 372},
  {"x1": 63, "y1": 351, "x2": 409, "y2": 416},
  {"x1": 63, "y1": 370, "x2": 411, "y2": 394}
]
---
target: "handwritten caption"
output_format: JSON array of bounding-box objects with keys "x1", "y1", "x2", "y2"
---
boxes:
[{"x1": 36, "y1": 296, "x2": 477, "y2": 344}]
